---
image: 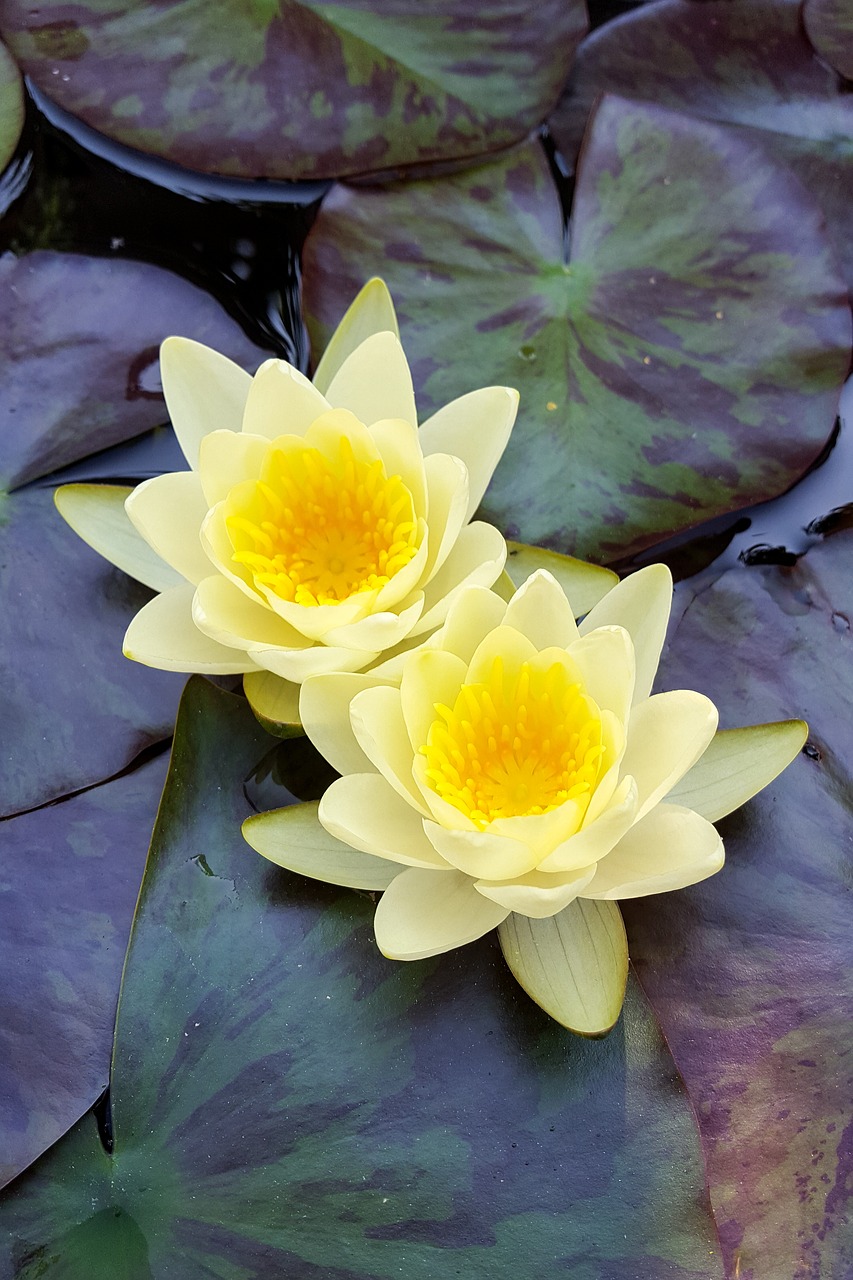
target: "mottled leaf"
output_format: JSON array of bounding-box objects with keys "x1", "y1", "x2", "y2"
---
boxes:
[
  {"x1": 804, "y1": 0, "x2": 853, "y2": 80},
  {"x1": 0, "y1": 679, "x2": 724, "y2": 1279},
  {"x1": 0, "y1": 36, "x2": 22, "y2": 171},
  {"x1": 623, "y1": 530, "x2": 853, "y2": 1278},
  {"x1": 552, "y1": 0, "x2": 853, "y2": 290},
  {"x1": 304, "y1": 106, "x2": 850, "y2": 561},
  {"x1": 0, "y1": 0, "x2": 587, "y2": 181},
  {"x1": 0, "y1": 487, "x2": 183, "y2": 816},
  {"x1": 0, "y1": 754, "x2": 167, "y2": 1188},
  {"x1": 0, "y1": 251, "x2": 270, "y2": 490}
]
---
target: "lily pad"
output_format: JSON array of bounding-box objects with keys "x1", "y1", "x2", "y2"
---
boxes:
[
  {"x1": 623, "y1": 529, "x2": 853, "y2": 1277},
  {"x1": 0, "y1": 37, "x2": 23, "y2": 171},
  {"x1": 0, "y1": 487, "x2": 183, "y2": 816},
  {"x1": 0, "y1": 753, "x2": 167, "y2": 1189},
  {"x1": 303, "y1": 102, "x2": 851, "y2": 562},
  {"x1": 804, "y1": 0, "x2": 853, "y2": 80},
  {"x1": 552, "y1": 0, "x2": 853, "y2": 290},
  {"x1": 0, "y1": 251, "x2": 271, "y2": 490},
  {"x1": 0, "y1": 678, "x2": 724, "y2": 1278},
  {"x1": 0, "y1": 0, "x2": 587, "y2": 181}
]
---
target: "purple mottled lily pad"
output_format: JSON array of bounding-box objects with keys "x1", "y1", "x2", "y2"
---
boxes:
[
  {"x1": 805, "y1": 0, "x2": 853, "y2": 81},
  {"x1": 303, "y1": 102, "x2": 850, "y2": 562},
  {"x1": 0, "y1": 251, "x2": 270, "y2": 490},
  {"x1": 0, "y1": 679, "x2": 724, "y2": 1278},
  {"x1": 552, "y1": 0, "x2": 853, "y2": 290},
  {"x1": 0, "y1": 0, "x2": 587, "y2": 181},
  {"x1": 623, "y1": 529, "x2": 853, "y2": 1278},
  {"x1": 0, "y1": 753, "x2": 167, "y2": 1189},
  {"x1": 0, "y1": 487, "x2": 183, "y2": 816},
  {"x1": 0, "y1": 36, "x2": 22, "y2": 170}
]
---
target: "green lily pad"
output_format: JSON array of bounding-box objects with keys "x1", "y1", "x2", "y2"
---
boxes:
[
  {"x1": 303, "y1": 102, "x2": 851, "y2": 562},
  {"x1": 623, "y1": 529, "x2": 853, "y2": 1277},
  {"x1": 0, "y1": 487, "x2": 183, "y2": 817},
  {"x1": 0, "y1": 0, "x2": 587, "y2": 181},
  {"x1": 0, "y1": 251, "x2": 271, "y2": 491},
  {"x1": 0, "y1": 37, "x2": 23, "y2": 172},
  {"x1": 552, "y1": 0, "x2": 853, "y2": 290},
  {"x1": 0, "y1": 754, "x2": 167, "y2": 1189},
  {"x1": 0, "y1": 678, "x2": 724, "y2": 1278},
  {"x1": 805, "y1": 0, "x2": 853, "y2": 80}
]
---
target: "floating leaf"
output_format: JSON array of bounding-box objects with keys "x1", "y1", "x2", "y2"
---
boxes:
[
  {"x1": 804, "y1": 0, "x2": 853, "y2": 80},
  {"x1": 0, "y1": 487, "x2": 183, "y2": 816},
  {"x1": 304, "y1": 104, "x2": 850, "y2": 561},
  {"x1": 624, "y1": 530, "x2": 853, "y2": 1277},
  {"x1": 0, "y1": 36, "x2": 23, "y2": 171},
  {"x1": 0, "y1": 679, "x2": 724, "y2": 1278},
  {"x1": 0, "y1": 754, "x2": 167, "y2": 1188},
  {"x1": 552, "y1": 0, "x2": 853, "y2": 290},
  {"x1": 0, "y1": 251, "x2": 270, "y2": 490},
  {"x1": 0, "y1": 0, "x2": 587, "y2": 181}
]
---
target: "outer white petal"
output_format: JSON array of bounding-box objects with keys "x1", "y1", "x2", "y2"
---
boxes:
[
  {"x1": 418, "y1": 386, "x2": 519, "y2": 521},
  {"x1": 324, "y1": 331, "x2": 417, "y2": 427},
  {"x1": 242, "y1": 359, "x2": 330, "y2": 439},
  {"x1": 350, "y1": 686, "x2": 431, "y2": 816},
  {"x1": 581, "y1": 804, "x2": 724, "y2": 899},
  {"x1": 421, "y1": 453, "x2": 470, "y2": 581},
  {"x1": 579, "y1": 563, "x2": 673, "y2": 704},
  {"x1": 320, "y1": 775, "x2": 448, "y2": 869},
  {"x1": 125, "y1": 471, "x2": 212, "y2": 585},
  {"x1": 243, "y1": 801, "x2": 399, "y2": 890},
  {"x1": 432, "y1": 584, "x2": 508, "y2": 664},
  {"x1": 300, "y1": 672, "x2": 396, "y2": 777},
  {"x1": 374, "y1": 868, "x2": 509, "y2": 960},
  {"x1": 566, "y1": 625, "x2": 635, "y2": 723},
  {"x1": 250, "y1": 640, "x2": 377, "y2": 681},
  {"x1": 123, "y1": 583, "x2": 253, "y2": 673},
  {"x1": 621, "y1": 691, "x2": 719, "y2": 820},
  {"x1": 193, "y1": 575, "x2": 306, "y2": 651},
  {"x1": 413, "y1": 522, "x2": 507, "y2": 635},
  {"x1": 312, "y1": 278, "x2": 399, "y2": 394},
  {"x1": 475, "y1": 864, "x2": 597, "y2": 919},
  {"x1": 160, "y1": 336, "x2": 252, "y2": 469},
  {"x1": 369, "y1": 416, "x2": 427, "y2": 517},
  {"x1": 668, "y1": 721, "x2": 808, "y2": 821},
  {"x1": 502, "y1": 569, "x2": 580, "y2": 650},
  {"x1": 54, "y1": 484, "x2": 183, "y2": 593}
]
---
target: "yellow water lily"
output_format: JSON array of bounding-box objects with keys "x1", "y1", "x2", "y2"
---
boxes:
[
  {"x1": 55, "y1": 280, "x2": 516, "y2": 689},
  {"x1": 245, "y1": 565, "x2": 806, "y2": 1031}
]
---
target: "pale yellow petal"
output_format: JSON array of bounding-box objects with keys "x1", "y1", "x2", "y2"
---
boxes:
[
  {"x1": 123, "y1": 583, "x2": 252, "y2": 673},
  {"x1": 538, "y1": 777, "x2": 639, "y2": 873},
  {"x1": 412, "y1": 753, "x2": 478, "y2": 830},
  {"x1": 242, "y1": 359, "x2": 330, "y2": 439},
  {"x1": 584, "y1": 711, "x2": 627, "y2": 825},
  {"x1": 421, "y1": 452, "x2": 469, "y2": 581},
  {"x1": 369, "y1": 417, "x2": 427, "y2": 516},
  {"x1": 503, "y1": 569, "x2": 579, "y2": 650},
  {"x1": 417, "y1": 386, "x2": 519, "y2": 521},
  {"x1": 323, "y1": 594, "x2": 425, "y2": 652},
  {"x1": 303, "y1": 407, "x2": 382, "y2": 466},
  {"x1": 566, "y1": 625, "x2": 635, "y2": 722},
  {"x1": 260, "y1": 586, "x2": 376, "y2": 642},
  {"x1": 197, "y1": 430, "x2": 270, "y2": 506},
  {"x1": 312, "y1": 278, "x2": 399, "y2": 394},
  {"x1": 160, "y1": 336, "x2": 252, "y2": 469},
  {"x1": 249, "y1": 639, "x2": 376, "y2": 681},
  {"x1": 621, "y1": 691, "x2": 719, "y2": 820},
  {"x1": 54, "y1": 484, "x2": 182, "y2": 592},
  {"x1": 200, "y1": 502, "x2": 263, "y2": 602},
  {"x1": 320, "y1": 775, "x2": 446, "y2": 869},
  {"x1": 488, "y1": 800, "x2": 586, "y2": 859},
  {"x1": 324, "y1": 331, "x2": 416, "y2": 427},
  {"x1": 400, "y1": 648, "x2": 467, "y2": 752},
  {"x1": 504, "y1": 542, "x2": 618, "y2": 617},
  {"x1": 466, "y1": 624, "x2": 538, "y2": 686},
  {"x1": 499, "y1": 899, "x2": 628, "y2": 1035},
  {"x1": 579, "y1": 563, "x2": 672, "y2": 703},
  {"x1": 242, "y1": 670, "x2": 302, "y2": 738},
  {"x1": 125, "y1": 471, "x2": 212, "y2": 585},
  {"x1": 300, "y1": 672, "x2": 395, "y2": 776},
  {"x1": 372, "y1": 533, "x2": 429, "y2": 614},
  {"x1": 243, "y1": 801, "x2": 399, "y2": 890},
  {"x1": 413, "y1": 522, "x2": 507, "y2": 635},
  {"x1": 668, "y1": 721, "x2": 808, "y2": 821},
  {"x1": 193, "y1": 575, "x2": 306, "y2": 650},
  {"x1": 423, "y1": 822, "x2": 539, "y2": 880},
  {"x1": 475, "y1": 864, "x2": 597, "y2": 918},
  {"x1": 374, "y1": 868, "x2": 509, "y2": 960},
  {"x1": 582, "y1": 803, "x2": 724, "y2": 899},
  {"x1": 350, "y1": 686, "x2": 431, "y2": 815},
  {"x1": 432, "y1": 584, "x2": 507, "y2": 664}
]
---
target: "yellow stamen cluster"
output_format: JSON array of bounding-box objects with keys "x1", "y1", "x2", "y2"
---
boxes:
[
  {"x1": 422, "y1": 657, "x2": 603, "y2": 829},
  {"x1": 226, "y1": 436, "x2": 419, "y2": 606}
]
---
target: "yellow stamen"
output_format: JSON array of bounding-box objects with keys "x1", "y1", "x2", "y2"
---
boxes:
[
  {"x1": 421, "y1": 658, "x2": 604, "y2": 829},
  {"x1": 225, "y1": 436, "x2": 419, "y2": 606}
]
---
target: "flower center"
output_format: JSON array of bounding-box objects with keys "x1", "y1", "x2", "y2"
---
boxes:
[
  {"x1": 225, "y1": 436, "x2": 419, "y2": 606},
  {"x1": 422, "y1": 657, "x2": 603, "y2": 829}
]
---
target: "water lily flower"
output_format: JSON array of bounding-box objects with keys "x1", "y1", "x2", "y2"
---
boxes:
[
  {"x1": 245, "y1": 565, "x2": 806, "y2": 1031},
  {"x1": 55, "y1": 280, "x2": 517, "y2": 696}
]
